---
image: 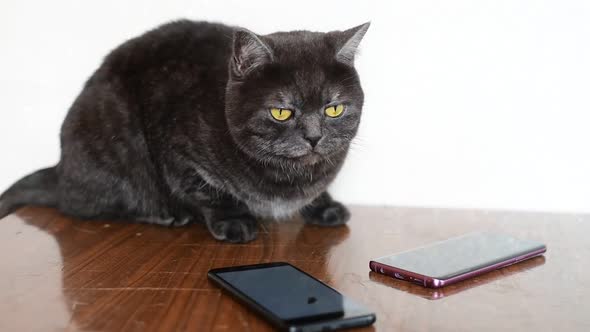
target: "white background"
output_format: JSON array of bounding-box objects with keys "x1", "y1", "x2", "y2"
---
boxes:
[{"x1": 1, "y1": 0, "x2": 589, "y2": 213}]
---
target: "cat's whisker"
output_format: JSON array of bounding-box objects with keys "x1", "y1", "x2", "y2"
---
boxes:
[
  {"x1": 337, "y1": 75, "x2": 359, "y2": 85},
  {"x1": 350, "y1": 138, "x2": 368, "y2": 149}
]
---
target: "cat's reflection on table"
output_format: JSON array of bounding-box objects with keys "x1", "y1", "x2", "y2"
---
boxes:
[{"x1": 10, "y1": 206, "x2": 363, "y2": 331}]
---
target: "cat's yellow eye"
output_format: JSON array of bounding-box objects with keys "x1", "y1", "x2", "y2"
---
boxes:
[
  {"x1": 270, "y1": 108, "x2": 293, "y2": 121},
  {"x1": 325, "y1": 104, "x2": 345, "y2": 118}
]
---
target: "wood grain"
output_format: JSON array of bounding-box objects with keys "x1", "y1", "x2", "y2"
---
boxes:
[{"x1": 0, "y1": 206, "x2": 588, "y2": 331}]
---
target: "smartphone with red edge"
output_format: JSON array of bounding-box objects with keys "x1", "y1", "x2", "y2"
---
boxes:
[{"x1": 369, "y1": 232, "x2": 546, "y2": 288}]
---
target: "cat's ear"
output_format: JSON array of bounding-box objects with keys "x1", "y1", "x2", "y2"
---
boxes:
[
  {"x1": 334, "y1": 22, "x2": 371, "y2": 66},
  {"x1": 231, "y1": 29, "x2": 273, "y2": 78}
]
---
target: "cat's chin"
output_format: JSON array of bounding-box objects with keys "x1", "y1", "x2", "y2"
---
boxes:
[{"x1": 294, "y1": 153, "x2": 322, "y2": 166}]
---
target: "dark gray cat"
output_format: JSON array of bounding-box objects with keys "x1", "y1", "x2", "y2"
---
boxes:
[{"x1": 0, "y1": 20, "x2": 369, "y2": 243}]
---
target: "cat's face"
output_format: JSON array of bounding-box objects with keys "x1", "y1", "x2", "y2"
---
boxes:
[{"x1": 225, "y1": 24, "x2": 369, "y2": 166}]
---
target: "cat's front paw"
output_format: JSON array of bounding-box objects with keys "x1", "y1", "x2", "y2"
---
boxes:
[
  {"x1": 302, "y1": 201, "x2": 350, "y2": 227},
  {"x1": 209, "y1": 217, "x2": 258, "y2": 243}
]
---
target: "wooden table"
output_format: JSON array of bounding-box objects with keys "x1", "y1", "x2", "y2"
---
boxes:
[{"x1": 0, "y1": 206, "x2": 588, "y2": 331}]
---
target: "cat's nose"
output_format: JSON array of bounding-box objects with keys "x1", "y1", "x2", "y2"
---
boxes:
[{"x1": 306, "y1": 135, "x2": 322, "y2": 148}]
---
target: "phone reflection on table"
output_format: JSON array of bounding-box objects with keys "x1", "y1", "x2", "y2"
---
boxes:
[{"x1": 369, "y1": 255, "x2": 546, "y2": 300}]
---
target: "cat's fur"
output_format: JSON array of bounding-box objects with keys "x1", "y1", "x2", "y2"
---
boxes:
[{"x1": 0, "y1": 20, "x2": 369, "y2": 242}]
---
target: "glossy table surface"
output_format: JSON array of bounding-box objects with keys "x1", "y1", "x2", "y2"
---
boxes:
[{"x1": 0, "y1": 206, "x2": 588, "y2": 332}]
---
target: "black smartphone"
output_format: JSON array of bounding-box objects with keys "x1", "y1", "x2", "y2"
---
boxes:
[{"x1": 208, "y1": 262, "x2": 376, "y2": 332}]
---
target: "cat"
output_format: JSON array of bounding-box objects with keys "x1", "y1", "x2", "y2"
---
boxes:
[{"x1": 0, "y1": 20, "x2": 369, "y2": 243}]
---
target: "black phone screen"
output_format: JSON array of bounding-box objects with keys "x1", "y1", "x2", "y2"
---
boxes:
[{"x1": 211, "y1": 263, "x2": 345, "y2": 323}]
